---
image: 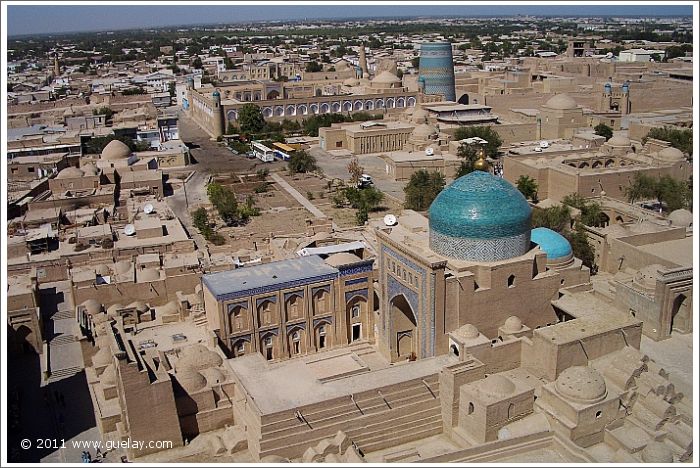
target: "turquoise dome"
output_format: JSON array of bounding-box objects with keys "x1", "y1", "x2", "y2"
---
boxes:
[
  {"x1": 531, "y1": 227, "x2": 572, "y2": 261},
  {"x1": 212, "y1": 90, "x2": 221, "y2": 97},
  {"x1": 428, "y1": 171, "x2": 532, "y2": 262}
]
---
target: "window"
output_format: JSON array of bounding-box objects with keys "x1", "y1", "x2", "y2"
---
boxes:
[
  {"x1": 28, "y1": 167, "x2": 35, "y2": 172},
  {"x1": 507, "y1": 275, "x2": 515, "y2": 288},
  {"x1": 235, "y1": 342, "x2": 245, "y2": 356},
  {"x1": 468, "y1": 402, "x2": 474, "y2": 415},
  {"x1": 264, "y1": 337, "x2": 273, "y2": 347},
  {"x1": 351, "y1": 305, "x2": 361, "y2": 319},
  {"x1": 292, "y1": 330, "x2": 301, "y2": 354},
  {"x1": 595, "y1": 410, "x2": 602, "y2": 419}
]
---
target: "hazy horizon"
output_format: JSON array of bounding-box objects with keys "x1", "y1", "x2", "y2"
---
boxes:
[{"x1": 7, "y1": 4, "x2": 694, "y2": 37}]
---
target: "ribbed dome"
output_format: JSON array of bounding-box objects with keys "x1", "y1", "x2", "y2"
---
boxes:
[
  {"x1": 202, "y1": 367, "x2": 227, "y2": 385},
  {"x1": 477, "y1": 374, "x2": 516, "y2": 397},
  {"x1": 641, "y1": 441, "x2": 674, "y2": 463},
  {"x1": 82, "y1": 164, "x2": 99, "y2": 176},
  {"x1": 325, "y1": 252, "x2": 362, "y2": 267},
  {"x1": 57, "y1": 167, "x2": 85, "y2": 179},
  {"x1": 429, "y1": 171, "x2": 532, "y2": 262},
  {"x1": 657, "y1": 146, "x2": 684, "y2": 162},
  {"x1": 176, "y1": 366, "x2": 207, "y2": 393},
  {"x1": 81, "y1": 299, "x2": 102, "y2": 316},
  {"x1": 106, "y1": 303, "x2": 123, "y2": 317},
  {"x1": 95, "y1": 264, "x2": 111, "y2": 276},
  {"x1": 607, "y1": 135, "x2": 631, "y2": 147},
  {"x1": 503, "y1": 316, "x2": 523, "y2": 333},
  {"x1": 114, "y1": 260, "x2": 132, "y2": 274},
  {"x1": 544, "y1": 94, "x2": 577, "y2": 110},
  {"x1": 101, "y1": 140, "x2": 131, "y2": 160},
  {"x1": 555, "y1": 366, "x2": 607, "y2": 403},
  {"x1": 668, "y1": 209, "x2": 692, "y2": 227},
  {"x1": 531, "y1": 227, "x2": 573, "y2": 261}
]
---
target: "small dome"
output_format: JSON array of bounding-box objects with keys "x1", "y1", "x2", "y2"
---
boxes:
[
  {"x1": 127, "y1": 301, "x2": 149, "y2": 313},
  {"x1": 411, "y1": 108, "x2": 429, "y2": 124},
  {"x1": 106, "y1": 303, "x2": 123, "y2": 317},
  {"x1": 63, "y1": 107, "x2": 76, "y2": 117},
  {"x1": 555, "y1": 366, "x2": 607, "y2": 403},
  {"x1": 81, "y1": 163, "x2": 99, "y2": 176},
  {"x1": 477, "y1": 374, "x2": 516, "y2": 397},
  {"x1": 176, "y1": 366, "x2": 207, "y2": 393},
  {"x1": 544, "y1": 94, "x2": 577, "y2": 110},
  {"x1": 634, "y1": 264, "x2": 662, "y2": 290},
  {"x1": 57, "y1": 167, "x2": 84, "y2": 179},
  {"x1": 325, "y1": 252, "x2": 362, "y2": 267},
  {"x1": 641, "y1": 441, "x2": 674, "y2": 463},
  {"x1": 212, "y1": 90, "x2": 220, "y2": 97},
  {"x1": 81, "y1": 299, "x2": 102, "y2": 316},
  {"x1": 429, "y1": 171, "x2": 532, "y2": 262},
  {"x1": 531, "y1": 227, "x2": 573, "y2": 261},
  {"x1": 426, "y1": 144, "x2": 442, "y2": 156},
  {"x1": 412, "y1": 123, "x2": 438, "y2": 139},
  {"x1": 607, "y1": 135, "x2": 631, "y2": 147},
  {"x1": 202, "y1": 367, "x2": 227, "y2": 385},
  {"x1": 503, "y1": 316, "x2": 523, "y2": 332},
  {"x1": 101, "y1": 365, "x2": 116, "y2": 386},
  {"x1": 372, "y1": 70, "x2": 401, "y2": 84},
  {"x1": 114, "y1": 260, "x2": 132, "y2": 275},
  {"x1": 179, "y1": 344, "x2": 223, "y2": 371},
  {"x1": 343, "y1": 77, "x2": 360, "y2": 86},
  {"x1": 456, "y1": 323, "x2": 479, "y2": 339},
  {"x1": 159, "y1": 300, "x2": 179, "y2": 315},
  {"x1": 668, "y1": 209, "x2": 692, "y2": 228},
  {"x1": 93, "y1": 346, "x2": 112, "y2": 367},
  {"x1": 657, "y1": 146, "x2": 684, "y2": 162},
  {"x1": 101, "y1": 139, "x2": 132, "y2": 160},
  {"x1": 139, "y1": 268, "x2": 161, "y2": 282}
]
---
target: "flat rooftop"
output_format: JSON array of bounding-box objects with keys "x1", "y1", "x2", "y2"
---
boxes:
[
  {"x1": 227, "y1": 349, "x2": 455, "y2": 414},
  {"x1": 202, "y1": 255, "x2": 338, "y2": 301},
  {"x1": 635, "y1": 236, "x2": 693, "y2": 268}
]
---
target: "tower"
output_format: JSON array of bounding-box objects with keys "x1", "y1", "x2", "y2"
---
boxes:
[
  {"x1": 211, "y1": 90, "x2": 224, "y2": 139},
  {"x1": 53, "y1": 53, "x2": 60, "y2": 77},
  {"x1": 418, "y1": 42, "x2": 456, "y2": 101},
  {"x1": 358, "y1": 43, "x2": 368, "y2": 77}
]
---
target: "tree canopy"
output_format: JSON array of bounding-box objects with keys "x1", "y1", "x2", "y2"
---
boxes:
[
  {"x1": 643, "y1": 127, "x2": 692, "y2": 157},
  {"x1": 594, "y1": 123, "x2": 613, "y2": 141},
  {"x1": 237, "y1": 103, "x2": 266, "y2": 135},
  {"x1": 404, "y1": 170, "x2": 446, "y2": 211},
  {"x1": 516, "y1": 175, "x2": 539, "y2": 201},
  {"x1": 453, "y1": 126, "x2": 503, "y2": 158},
  {"x1": 288, "y1": 150, "x2": 318, "y2": 174},
  {"x1": 624, "y1": 173, "x2": 692, "y2": 212}
]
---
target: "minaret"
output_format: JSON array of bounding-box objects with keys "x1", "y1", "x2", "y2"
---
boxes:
[
  {"x1": 359, "y1": 43, "x2": 368, "y2": 77},
  {"x1": 53, "y1": 54, "x2": 60, "y2": 77}
]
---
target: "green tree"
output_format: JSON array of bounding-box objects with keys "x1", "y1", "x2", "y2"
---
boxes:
[
  {"x1": 168, "y1": 81, "x2": 176, "y2": 98},
  {"x1": 623, "y1": 173, "x2": 692, "y2": 212},
  {"x1": 531, "y1": 205, "x2": 572, "y2": 232},
  {"x1": 237, "y1": 103, "x2": 266, "y2": 135},
  {"x1": 288, "y1": 150, "x2": 318, "y2": 174},
  {"x1": 594, "y1": 123, "x2": 614, "y2": 141},
  {"x1": 453, "y1": 126, "x2": 503, "y2": 158},
  {"x1": 565, "y1": 224, "x2": 596, "y2": 270},
  {"x1": 516, "y1": 175, "x2": 539, "y2": 201},
  {"x1": 643, "y1": 127, "x2": 692, "y2": 157},
  {"x1": 207, "y1": 182, "x2": 239, "y2": 225},
  {"x1": 192, "y1": 56, "x2": 203, "y2": 69},
  {"x1": 624, "y1": 173, "x2": 658, "y2": 204},
  {"x1": 562, "y1": 193, "x2": 607, "y2": 227},
  {"x1": 192, "y1": 207, "x2": 209, "y2": 232},
  {"x1": 93, "y1": 106, "x2": 114, "y2": 121},
  {"x1": 347, "y1": 156, "x2": 364, "y2": 186},
  {"x1": 411, "y1": 57, "x2": 420, "y2": 68},
  {"x1": 404, "y1": 170, "x2": 446, "y2": 211},
  {"x1": 455, "y1": 143, "x2": 479, "y2": 178},
  {"x1": 305, "y1": 61, "x2": 322, "y2": 73}
]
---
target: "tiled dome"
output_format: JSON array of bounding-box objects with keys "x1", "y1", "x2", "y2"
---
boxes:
[
  {"x1": 428, "y1": 171, "x2": 532, "y2": 262},
  {"x1": 531, "y1": 227, "x2": 573, "y2": 261}
]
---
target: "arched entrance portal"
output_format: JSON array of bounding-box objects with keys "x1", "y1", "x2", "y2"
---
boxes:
[
  {"x1": 390, "y1": 295, "x2": 417, "y2": 361},
  {"x1": 671, "y1": 293, "x2": 692, "y2": 333},
  {"x1": 458, "y1": 93, "x2": 470, "y2": 105}
]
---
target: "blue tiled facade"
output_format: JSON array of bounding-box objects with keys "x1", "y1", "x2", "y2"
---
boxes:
[
  {"x1": 531, "y1": 227, "x2": 573, "y2": 260},
  {"x1": 418, "y1": 42, "x2": 456, "y2": 102}
]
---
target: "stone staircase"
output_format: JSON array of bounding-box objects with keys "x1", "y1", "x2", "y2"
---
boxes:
[
  {"x1": 50, "y1": 334, "x2": 77, "y2": 346},
  {"x1": 255, "y1": 375, "x2": 442, "y2": 459},
  {"x1": 52, "y1": 308, "x2": 75, "y2": 320},
  {"x1": 47, "y1": 365, "x2": 83, "y2": 383}
]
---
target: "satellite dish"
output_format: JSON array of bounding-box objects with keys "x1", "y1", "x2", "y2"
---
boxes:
[
  {"x1": 425, "y1": 147, "x2": 434, "y2": 156},
  {"x1": 123, "y1": 224, "x2": 136, "y2": 236},
  {"x1": 383, "y1": 214, "x2": 397, "y2": 226},
  {"x1": 143, "y1": 203, "x2": 154, "y2": 214}
]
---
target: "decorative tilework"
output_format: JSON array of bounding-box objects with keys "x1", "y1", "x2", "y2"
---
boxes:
[
  {"x1": 286, "y1": 323, "x2": 306, "y2": 334},
  {"x1": 313, "y1": 316, "x2": 333, "y2": 328},
  {"x1": 418, "y1": 42, "x2": 456, "y2": 101},
  {"x1": 338, "y1": 261, "x2": 373, "y2": 277},
  {"x1": 230, "y1": 334, "x2": 252, "y2": 344},
  {"x1": 258, "y1": 329, "x2": 279, "y2": 338},
  {"x1": 256, "y1": 296, "x2": 277, "y2": 308},
  {"x1": 345, "y1": 289, "x2": 368, "y2": 304},
  {"x1": 283, "y1": 290, "x2": 304, "y2": 302},
  {"x1": 387, "y1": 275, "x2": 419, "y2": 318},
  {"x1": 311, "y1": 285, "x2": 331, "y2": 296},
  {"x1": 430, "y1": 229, "x2": 531, "y2": 262},
  {"x1": 211, "y1": 273, "x2": 338, "y2": 302},
  {"x1": 345, "y1": 277, "x2": 368, "y2": 286},
  {"x1": 227, "y1": 302, "x2": 247, "y2": 313}
]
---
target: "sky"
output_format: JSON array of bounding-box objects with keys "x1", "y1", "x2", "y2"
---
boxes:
[{"x1": 6, "y1": 3, "x2": 694, "y2": 36}]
